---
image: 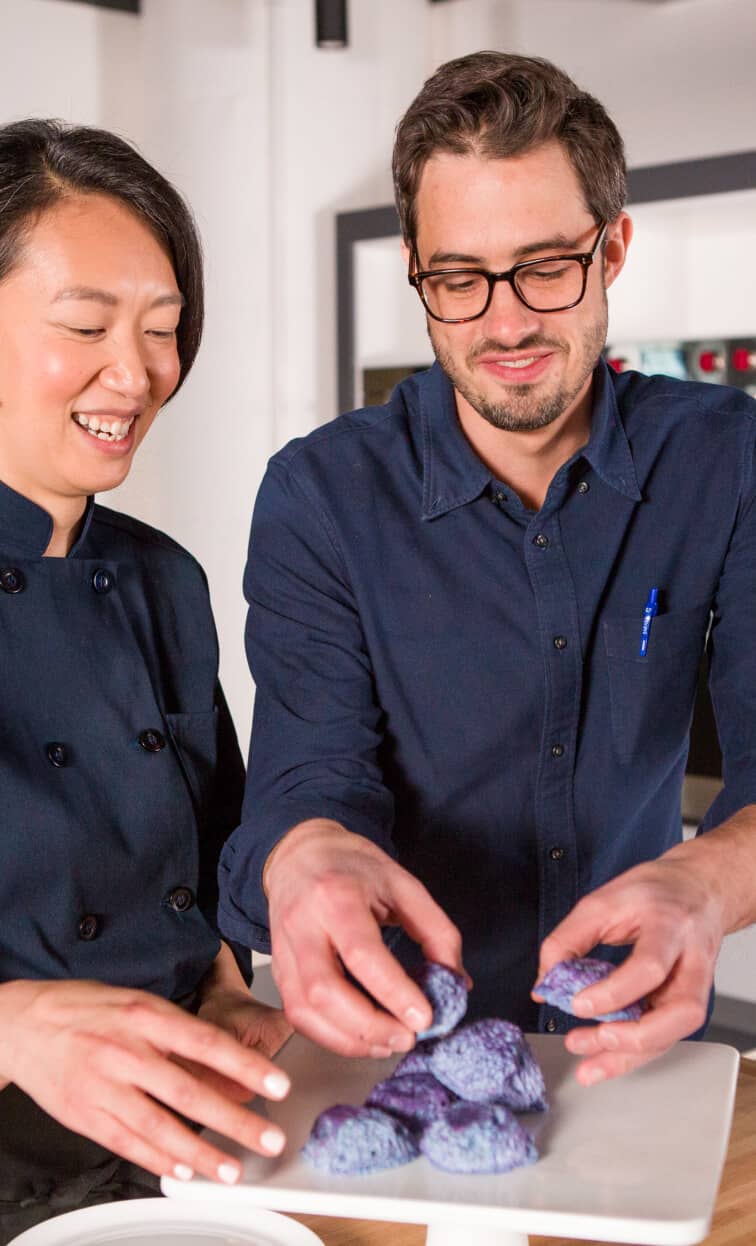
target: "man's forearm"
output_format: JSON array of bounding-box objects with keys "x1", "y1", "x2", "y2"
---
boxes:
[{"x1": 663, "y1": 803, "x2": 756, "y2": 934}]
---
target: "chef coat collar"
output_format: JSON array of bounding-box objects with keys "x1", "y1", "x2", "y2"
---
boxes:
[{"x1": 0, "y1": 479, "x2": 96, "y2": 557}]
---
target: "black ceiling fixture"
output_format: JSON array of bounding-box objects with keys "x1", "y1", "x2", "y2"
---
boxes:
[
  {"x1": 54, "y1": 0, "x2": 140, "y2": 11},
  {"x1": 315, "y1": 0, "x2": 348, "y2": 48}
]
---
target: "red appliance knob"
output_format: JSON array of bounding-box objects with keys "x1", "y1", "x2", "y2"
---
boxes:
[
  {"x1": 607, "y1": 357, "x2": 627, "y2": 373},
  {"x1": 732, "y1": 348, "x2": 756, "y2": 372},
  {"x1": 698, "y1": 351, "x2": 724, "y2": 373}
]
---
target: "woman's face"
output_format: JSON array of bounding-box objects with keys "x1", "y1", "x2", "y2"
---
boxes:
[{"x1": 0, "y1": 192, "x2": 182, "y2": 514}]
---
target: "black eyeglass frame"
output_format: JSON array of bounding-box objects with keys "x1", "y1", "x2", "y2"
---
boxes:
[{"x1": 408, "y1": 220, "x2": 608, "y2": 322}]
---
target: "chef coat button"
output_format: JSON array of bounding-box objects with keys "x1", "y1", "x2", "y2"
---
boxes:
[
  {"x1": 138, "y1": 728, "x2": 166, "y2": 753},
  {"x1": 92, "y1": 568, "x2": 114, "y2": 594},
  {"x1": 577, "y1": 480, "x2": 590, "y2": 495},
  {"x1": 0, "y1": 567, "x2": 25, "y2": 594},
  {"x1": 553, "y1": 635, "x2": 567, "y2": 650},
  {"x1": 78, "y1": 914, "x2": 99, "y2": 941},
  {"x1": 492, "y1": 489, "x2": 506, "y2": 505},
  {"x1": 46, "y1": 742, "x2": 69, "y2": 768},
  {"x1": 545, "y1": 1018, "x2": 558, "y2": 1033},
  {"x1": 167, "y1": 886, "x2": 195, "y2": 913},
  {"x1": 533, "y1": 533, "x2": 549, "y2": 549},
  {"x1": 551, "y1": 743, "x2": 565, "y2": 758},
  {"x1": 549, "y1": 845, "x2": 565, "y2": 861}
]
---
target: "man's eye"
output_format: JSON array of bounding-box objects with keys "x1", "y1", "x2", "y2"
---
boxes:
[{"x1": 528, "y1": 264, "x2": 571, "y2": 282}]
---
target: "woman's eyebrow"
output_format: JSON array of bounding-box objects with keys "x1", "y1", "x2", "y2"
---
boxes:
[{"x1": 52, "y1": 286, "x2": 184, "y2": 308}]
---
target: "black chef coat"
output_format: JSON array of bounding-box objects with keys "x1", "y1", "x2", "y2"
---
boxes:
[{"x1": 0, "y1": 481, "x2": 246, "y2": 1232}]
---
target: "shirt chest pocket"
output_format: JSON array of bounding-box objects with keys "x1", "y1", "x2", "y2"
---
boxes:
[{"x1": 603, "y1": 601, "x2": 712, "y2": 767}]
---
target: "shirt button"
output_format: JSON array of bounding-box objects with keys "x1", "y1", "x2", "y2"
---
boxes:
[
  {"x1": 0, "y1": 567, "x2": 25, "y2": 594},
  {"x1": 46, "y1": 742, "x2": 69, "y2": 768},
  {"x1": 533, "y1": 533, "x2": 549, "y2": 549},
  {"x1": 166, "y1": 886, "x2": 195, "y2": 913},
  {"x1": 138, "y1": 728, "x2": 166, "y2": 753},
  {"x1": 577, "y1": 481, "x2": 590, "y2": 495},
  {"x1": 553, "y1": 635, "x2": 567, "y2": 650},
  {"x1": 545, "y1": 1018, "x2": 558, "y2": 1033},
  {"x1": 551, "y1": 743, "x2": 565, "y2": 758},
  {"x1": 549, "y1": 845, "x2": 565, "y2": 861},
  {"x1": 78, "y1": 914, "x2": 99, "y2": 941},
  {"x1": 492, "y1": 489, "x2": 506, "y2": 505},
  {"x1": 92, "y1": 568, "x2": 114, "y2": 594}
]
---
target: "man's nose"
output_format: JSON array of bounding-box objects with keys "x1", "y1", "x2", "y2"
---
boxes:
[{"x1": 481, "y1": 277, "x2": 543, "y2": 343}]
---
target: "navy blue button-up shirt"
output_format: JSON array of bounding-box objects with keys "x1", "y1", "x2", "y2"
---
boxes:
[
  {"x1": 0, "y1": 483, "x2": 246, "y2": 1001},
  {"x1": 219, "y1": 361, "x2": 756, "y2": 1029}
]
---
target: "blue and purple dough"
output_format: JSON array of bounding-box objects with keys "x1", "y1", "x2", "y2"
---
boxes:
[
  {"x1": 420, "y1": 1101, "x2": 538, "y2": 1174},
  {"x1": 411, "y1": 961, "x2": 469, "y2": 1039},
  {"x1": 301, "y1": 1104, "x2": 418, "y2": 1175},
  {"x1": 429, "y1": 1018, "x2": 547, "y2": 1111},
  {"x1": 534, "y1": 956, "x2": 643, "y2": 1022},
  {"x1": 392, "y1": 1038, "x2": 436, "y2": 1076},
  {"x1": 366, "y1": 1072, "x2": 458, "y2": 1131}
]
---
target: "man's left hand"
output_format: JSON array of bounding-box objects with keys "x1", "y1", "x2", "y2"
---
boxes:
[{"x1": 533, "y1": 851, "x2": 726, "y2": 1085}]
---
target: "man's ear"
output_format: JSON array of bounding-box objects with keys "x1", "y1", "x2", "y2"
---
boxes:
[{"x1": 604, "y1": 211, "x2": 633, "y2": 289}]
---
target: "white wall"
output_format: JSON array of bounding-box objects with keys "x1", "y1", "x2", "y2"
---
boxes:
[{"x1": 3, "y1": 0, "x2": 756, "y2": 1002}]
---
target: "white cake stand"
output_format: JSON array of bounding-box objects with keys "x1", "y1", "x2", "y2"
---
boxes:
[{"x1": 163, "y1": 1030, "x2": 738, "y2": 1246}]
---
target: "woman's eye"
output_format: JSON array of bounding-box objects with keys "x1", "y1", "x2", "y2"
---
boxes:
[
  {"x1": 146, "y1": 328, "x2": 178, "y2": 339},
  {"x1": 67, "y1": 326, "x2": 104, "y2": 337}
]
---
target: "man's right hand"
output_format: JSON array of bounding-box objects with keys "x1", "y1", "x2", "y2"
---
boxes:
[{"x1": 264, "y1": 819, "x2": 466, "y2": 1057}]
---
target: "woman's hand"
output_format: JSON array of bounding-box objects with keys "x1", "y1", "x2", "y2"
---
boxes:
[{"x1": 0, "y1": 977, "x2": 291, "y2": 1186}]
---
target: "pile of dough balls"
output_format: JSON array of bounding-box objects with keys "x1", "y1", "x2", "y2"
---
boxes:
[{"x1": 302, "y1": 962, "x2": 545, "y2": 1176}]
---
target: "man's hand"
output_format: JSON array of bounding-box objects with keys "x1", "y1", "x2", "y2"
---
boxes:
[
  {"x1": 533, "y1": 849, "x2": 727, "y2": 1086},
  {"x1": 0, "y1": 979, "x2": 292, "y2": 1185},
  {"x1": 264, "y1": 819, "x2": 466, "y2": 1057}
]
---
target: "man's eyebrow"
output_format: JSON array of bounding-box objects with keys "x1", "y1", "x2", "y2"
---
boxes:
[
  {"x1": 52, "y1": 286, "x2": 185, "y2": 308},
  {"x1": 425, "y1": 234, "x2": 585, "y2": 268}
]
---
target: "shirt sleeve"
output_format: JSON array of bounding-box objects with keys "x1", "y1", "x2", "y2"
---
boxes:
[
  {"x1": 701, "y1": 428, "x2": 756, "y2": 832},
  {"x1": 218, "y1": 459, "x2": 396, "y2": 951}
]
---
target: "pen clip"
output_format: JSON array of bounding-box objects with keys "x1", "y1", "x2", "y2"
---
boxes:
[{"x1": 639, "y1": 587, "x2": 659, "y2": 657}]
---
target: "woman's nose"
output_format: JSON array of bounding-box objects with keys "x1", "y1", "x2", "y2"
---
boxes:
[{"x1": 99, "y1": 342, "x2": 150, "y2": 399}]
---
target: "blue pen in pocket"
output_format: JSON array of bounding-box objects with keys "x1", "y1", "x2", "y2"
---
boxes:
[{"x1": 639, "y1": 587, "x2": 659, "y2": 656}]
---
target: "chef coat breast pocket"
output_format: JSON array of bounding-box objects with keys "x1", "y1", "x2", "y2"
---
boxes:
[
  {"x1": 164, "y1": 709, "x2": 219, "y2": 813},
  {"x1": 603, "y1": 601, "x2": 712, "y2": 766}
]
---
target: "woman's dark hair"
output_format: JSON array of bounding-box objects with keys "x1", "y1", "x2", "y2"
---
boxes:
[
  {"x1": 393, "y1": 51, "x2": 627, "y2": 246},
  {"x1": 0, "y1": 118, "x2": 203, "y2": 392}
]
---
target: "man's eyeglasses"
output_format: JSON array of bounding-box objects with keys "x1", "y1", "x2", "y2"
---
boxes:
[{"x1": 408, "y1": 221, "x2": 607, "y2": 323}]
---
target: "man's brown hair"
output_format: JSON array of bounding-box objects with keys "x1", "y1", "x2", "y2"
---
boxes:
[{"x1": 392, "y1": 50, "x2": 626, "y2": 245}]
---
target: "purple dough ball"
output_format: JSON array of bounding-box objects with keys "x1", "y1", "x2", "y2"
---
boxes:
[
  {"x1": 366, "y1": 1072, "x2": 458, "y2": 1131},
  {"x1": 411, "y1": 961, "x2": 469, "y2": 1039},
  {"x1": 534, "y1": 956, "x2": 643, "y2": 1022},
  {"x1": 429, "y1": 1019, "x2": 547, "y2": 1111},
  {"x1": 301, "y1": 1104, "x2": 418, "y2": 1175},
  {"x1": 393, "y1": 1039, "x2": 436, "y2": 1076},
  {"x1": 420, "y1": 1101, "x2": 538, "y2": 1174}
]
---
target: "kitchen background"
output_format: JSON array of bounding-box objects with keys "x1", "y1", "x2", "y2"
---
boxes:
[{"x1": 2, "y1": 0, "x2": 755, "y2": 1033}]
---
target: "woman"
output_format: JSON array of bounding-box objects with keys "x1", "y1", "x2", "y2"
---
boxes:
[{"x1": 0, "y1": 119, "x2": 290, "y2": 1242}]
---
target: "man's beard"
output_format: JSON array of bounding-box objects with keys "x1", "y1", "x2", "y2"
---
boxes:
[{"x1": 428, "y1": 301, "x2": 608, "y2": 433}]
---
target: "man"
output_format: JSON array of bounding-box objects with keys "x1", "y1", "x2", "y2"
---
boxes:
[{"x1": 219, "y1": 52, "x2": 756, "y2": 1086}]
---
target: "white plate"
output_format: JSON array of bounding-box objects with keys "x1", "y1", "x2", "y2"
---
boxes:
[
  {"x1": 163, "y1": 1033, "x2": 740, "y2": 1246},
  {"x1": 7, "y1": 1198, "x2": 323, "y2": 1246}
]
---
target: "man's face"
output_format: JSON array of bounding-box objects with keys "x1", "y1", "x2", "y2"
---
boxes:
[{"x1": 407, "y1": 141, "x2": 630, "y2": 433}]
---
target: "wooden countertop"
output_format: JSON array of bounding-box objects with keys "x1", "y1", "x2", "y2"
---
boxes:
[{"x1": 288, "y1": 1057, "x2": 756, "y2": 1246}]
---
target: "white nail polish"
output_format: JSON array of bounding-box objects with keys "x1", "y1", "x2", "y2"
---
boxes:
[
  {"x1": 217, "y1": 1162, "x2": 240, "y2": 1185},
  {"x1": 261, "y1": 1128, "x2": 285, "y2": 1155},
  {"x1": 263, "y1": 1071, "x2": 290, "y2": 1098},
  {"x1": 173, "y1": 1163, "x2": 194, "y2": 1182}
]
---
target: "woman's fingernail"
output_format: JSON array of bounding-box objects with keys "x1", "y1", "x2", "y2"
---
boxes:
[
  {"x1": 173, "y1": 1163, "x2": 194, "y2": 1182},
  {"x1": 217, "y1": 1162, "x2": 240, "y2": 1185},
  {"x1": 261, "y1": 1127, "x2": 285, "y2": 1155},
  {"x1": 263, "y1": 1071, "x2": 290, "y2": 1098}
]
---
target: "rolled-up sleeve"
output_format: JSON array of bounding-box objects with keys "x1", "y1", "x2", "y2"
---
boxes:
[
  {"x1": 218, "y1": 459, "x2": 396, "y2": 950},
  {"x1": 702, "y1": 431, "x2": 756, "y2": 832}
]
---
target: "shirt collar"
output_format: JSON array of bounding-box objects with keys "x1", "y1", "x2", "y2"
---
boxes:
[
  {"x1": 418, "y1": 357, "x2": 641, "y2": 521},
  {"x1": 0, "y1": 479, "x2": 96, "y2": 557}
]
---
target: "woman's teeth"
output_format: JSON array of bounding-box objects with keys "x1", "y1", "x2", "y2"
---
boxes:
[{"x1": 74, "y1": 413, "x2": 134, "y2": 442}]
